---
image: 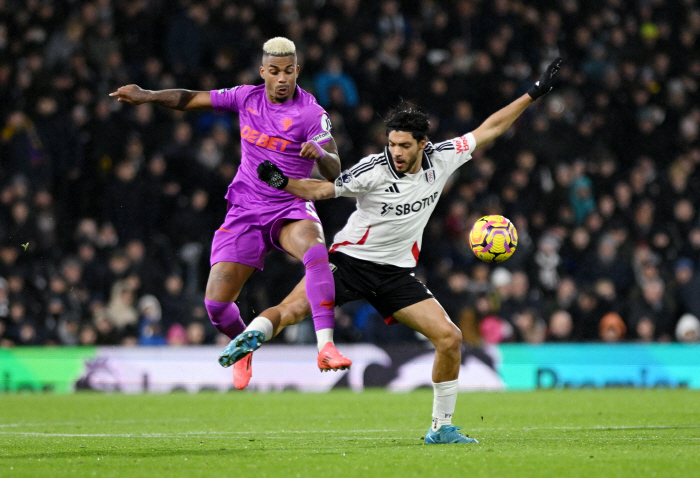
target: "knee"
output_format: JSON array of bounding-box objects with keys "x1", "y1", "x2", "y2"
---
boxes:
[
  {"x1": 432, "y1": 323, "x2": 463, "y2": 352},
  {"x1": 205, "y1": 267, "x2": 243, "y2": 303},
  {"x1": 205, "y1": 299, "x2": 238, "y2": 326}
]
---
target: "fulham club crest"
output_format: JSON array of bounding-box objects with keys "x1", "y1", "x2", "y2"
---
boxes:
[{"x1": 425, "y1": 170, "x2": 435, "y2": 184}]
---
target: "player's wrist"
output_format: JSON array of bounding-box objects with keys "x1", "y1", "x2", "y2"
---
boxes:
[
  {"x1": 310, "y1": 141, "x2": 326, "y2": 160},
  {"x1": 527, "y1": 84, "x2": 546, "y2": 101},
  {"x1": 272, "y1": 175, "x2": 289, "y2": 190}
]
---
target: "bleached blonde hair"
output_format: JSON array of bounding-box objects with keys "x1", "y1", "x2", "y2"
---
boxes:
[{"x1": 262, "y1": 37, "x2": 296, "y2": 58}]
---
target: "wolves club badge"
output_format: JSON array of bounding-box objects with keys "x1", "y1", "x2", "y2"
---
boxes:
[{"x1": 425, "y1": 170, "x2": 435, "y2": 184}]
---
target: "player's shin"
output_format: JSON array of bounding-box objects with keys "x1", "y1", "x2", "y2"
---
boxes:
[
  {"x1": 302, "y1": 244, "x2": 336, "y2": 351},
  {"x1": 204, "y1": 299, "x2": 245, "y2": 339},
  {"x1": 432, "y1": 378, "x2": 459, "y2": 431}
]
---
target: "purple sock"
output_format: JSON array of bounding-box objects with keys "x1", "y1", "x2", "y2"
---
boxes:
[
  {"x1": 303, "y1": 244, "x2": 335, "y2": 331},
  {"x1": 204, "y1": 298, "x2": 246, "y2": 339}
]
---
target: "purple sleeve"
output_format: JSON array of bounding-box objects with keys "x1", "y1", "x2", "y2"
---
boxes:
[
  {"x1": 210, "y1": 86, "x2": 249, "y2": 113},
  {"x1": 305, "y1": 110, "x2": 333, "y2": 146}
]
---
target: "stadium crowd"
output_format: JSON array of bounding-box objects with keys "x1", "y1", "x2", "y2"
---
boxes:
[{"x1": 1, "y1": 0, "x2": 700, "y2": 347}]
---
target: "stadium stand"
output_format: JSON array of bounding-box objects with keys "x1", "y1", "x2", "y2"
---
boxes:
[{"x1": 0, "y1": 0, "x2": 699, "y2": 346}]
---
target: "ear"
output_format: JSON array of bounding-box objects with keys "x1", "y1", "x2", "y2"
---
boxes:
[
  {"x1": 259, "y1": 65, "x2": 264, "y2": 79},
  {"x1": 295, "y1": 64, "x2": 301, "y2": 77},
  {"x1": 418, "y1": 138, "x2": 428, "y2": 150}
]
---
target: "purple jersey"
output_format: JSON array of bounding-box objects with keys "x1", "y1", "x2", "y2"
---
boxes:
[{"x1": 210, "y1": 84, "x2": 332, "y2": 204}]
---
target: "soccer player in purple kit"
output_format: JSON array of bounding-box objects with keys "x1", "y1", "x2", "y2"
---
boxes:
[{"x1": 110, "y1": 37, "x2": 351, "y2": 388}]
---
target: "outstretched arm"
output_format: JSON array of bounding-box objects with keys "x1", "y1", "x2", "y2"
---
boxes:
[
  {"x1": 257, "y1": 161, "x2": 335, "y2": 201},
  {"x1": 471, "y1": 94, "x2": 533, "y2": 151},
  {"x1": 472, "y1": 58, "x2": 562, "y2": 151},
  {"x1": 285, "y1": 178, "x2": 336, "y2": 201},
  {"x1": 109, "y1": 85, "x2": 212, "y2": 111}
]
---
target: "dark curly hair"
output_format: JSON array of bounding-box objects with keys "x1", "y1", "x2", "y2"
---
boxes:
[{"x1": 385, "y1": 102, "x2": 430, "y2": 142}]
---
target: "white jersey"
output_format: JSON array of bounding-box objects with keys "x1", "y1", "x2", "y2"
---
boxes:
[{"x1": 331, "y1": 133, "x2": 477, "y2": 267}]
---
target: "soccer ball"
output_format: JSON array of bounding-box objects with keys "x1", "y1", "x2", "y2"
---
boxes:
[{"x1": 469, "y1": 215, "x2": 518, "y2": 263}]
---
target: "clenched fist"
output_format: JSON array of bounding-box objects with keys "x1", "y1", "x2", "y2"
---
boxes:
[{"x1": 257, "y1": 160, "x2": 289, "y2": 189}]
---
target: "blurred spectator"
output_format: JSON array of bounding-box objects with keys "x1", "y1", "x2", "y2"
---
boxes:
[
  {"x1": 93, "y1": 309, "x2": 118, "y2": 345},
  {"x1": 6, "y1": 302, "x2": 39, "y2": 346},
  {"x1": 79, "y1": 324, "x2": 98, "y2": 346},
  {"x1": 570, "y1": 287, "x2": 605, "y2": 341},
  {"x1": 499, "y1": 270, "x2": 541, "y2": 324},
  {"x1": 513, "y1": 308, "x2": 546, "y2": 344},
  {"x1": 480, "y1": 315, "x2": 513, "y2": 345},
  {"x1": 599, "y1": 312, "x2": 627, "y2": 343},
  {"x1": 628, "y1": 279, "x2": 676, "y2": 341},
  {"x1": 531, "y1": 233, "x2": 561, "y2": 295},
  {"x1": 673, "y1": 258, "x2": 700, "y2": 320},
  {"x1": 105, "y1": 279, "x2": 138, "y2": 342},
  {"x1": 547, "y1": 310, "x2": 574, "y2": 342},
  {"x1": 186, "y1": 321, "x2": 206, "y2": 345},
  {"x1": 100, "y1": 160, "x2": 150, "y2": 242},
  {"x1": 576, "y1": 233, "x2": 633, "y2": 296},
  {"x1": 675, "y1": 314, "x2": 700, "y2": 343},
  {"x1": 569, "y1": 176, "x2": 596, "y2": 224},
  {"x1": 138, "y1": 294, "x2": 166, "y2": 346},
  {"x1": 314, "y1": 56, "x2": 359, "y2": 108},
  {"x1": 159, "y1": 274, "x2": 191, "y2": 330},
  {"x1": 166, "y1": 323, "x2": 188, "y2": 346}
]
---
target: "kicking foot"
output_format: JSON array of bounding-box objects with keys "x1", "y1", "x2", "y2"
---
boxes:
[
  {"x1": 317, "y1": 342, "x2": 352, "y2": 372},
  {"x1": 425, "y1": 425, "x2": 478, "y2": 444},
  {"x1": 218, "y1": 330, "x2": 265, "y2": 368},
  {"x1": 233, "y1": 353, "x2": 253, "y2": 390}
]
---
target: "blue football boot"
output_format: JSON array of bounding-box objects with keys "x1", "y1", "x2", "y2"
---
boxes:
[
  {"x1": 425, "y1": 425, "x2": 478, "y2": 444},
  {"x1": 218, "y1": 330, "x2": 265, "y2": 368}
]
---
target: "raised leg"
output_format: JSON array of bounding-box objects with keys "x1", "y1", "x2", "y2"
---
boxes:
[
  {"x1": 204, "y1": 261, "x2": 255, "y2": 339},
  {"x1": 278, "y1": 219, "x2": 336, "y2": 350}
]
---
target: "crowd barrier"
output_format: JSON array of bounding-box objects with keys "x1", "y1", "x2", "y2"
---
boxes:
[{"x1": 1, "y1": 343, "x2": 698, "y2": 393}]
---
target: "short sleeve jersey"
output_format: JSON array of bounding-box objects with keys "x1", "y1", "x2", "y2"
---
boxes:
[
  {"x1": 330, "y1": 133, "x2": 477, "y2": 268},
  {"x1": 210, "y1": 84, "x2": 332, "y2": 204}
]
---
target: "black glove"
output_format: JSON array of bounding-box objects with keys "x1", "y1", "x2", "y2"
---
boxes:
[
  {"x1": 257, "y1": 160, "x2": 289, "y2": 189},
  {"x1": 527, "y1": 57, "x2": 563, "y2": 101}
]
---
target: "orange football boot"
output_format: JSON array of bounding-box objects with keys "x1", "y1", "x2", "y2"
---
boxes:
[
  {"x1": 233, "y1": 353, "x2": 253, "y2": 389},
  {"x1": 317, "y1": 343, "x2": 352, "y2": 371}
]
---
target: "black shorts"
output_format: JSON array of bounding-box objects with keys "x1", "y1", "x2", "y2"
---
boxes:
[{"x1": 328, "y1": 251, "x2": 434, "y2": 324}]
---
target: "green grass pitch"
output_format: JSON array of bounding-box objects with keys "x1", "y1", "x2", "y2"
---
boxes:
[{"x1": 1, "y1": 389, "x2": 699, "y2": 477}]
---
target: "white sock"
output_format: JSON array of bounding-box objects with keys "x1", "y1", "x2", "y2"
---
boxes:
[
  {"x1": 244, "y1": 317, "x2": 274, "y2": 342},
  {"x1": 316, "y1": 328, "x2": 334, "y2": 352},
  {"x1": 432, "y1": 378, "x2": 459, "y2": 431}
]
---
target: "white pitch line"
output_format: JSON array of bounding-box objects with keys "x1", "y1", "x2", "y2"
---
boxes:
[
  {"x1": 454, "y1": 425, "x2": 700, "y2": 432},
  {"x1": 0, "y1": 426, "x2": 419, "y2": 434},
  {"x1": 0, "y1": 432, "x2": 419, "y2": 440},
  {"x1": 0, "y1": 418, "x2": 196, "y2": 429},
  {"x1": 519, "y1": 425, "x2": 700, "y2": 431},
  {"x1": 0, "y1": 429, "x2": 420, "y2": 437}
]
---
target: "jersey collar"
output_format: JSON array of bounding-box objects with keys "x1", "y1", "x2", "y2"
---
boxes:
[{"x1": 384, "y1": 146, "x2": 433, "y2": 179}]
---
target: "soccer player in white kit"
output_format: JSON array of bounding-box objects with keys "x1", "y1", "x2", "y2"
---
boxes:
[{"x1": 233, "y1": 58, "x2": 562, "y2": 443}]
